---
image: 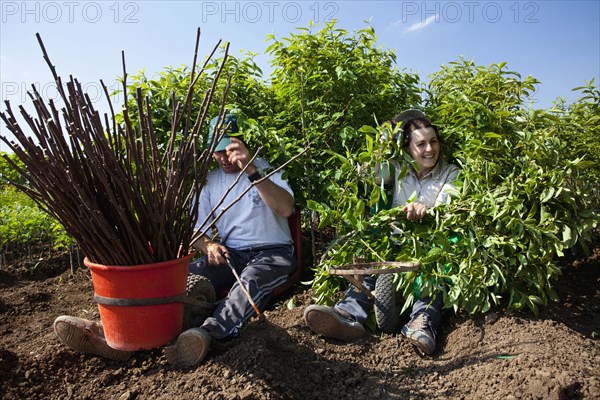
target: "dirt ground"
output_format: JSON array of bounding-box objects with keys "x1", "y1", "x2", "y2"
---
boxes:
[{"x1": 1, "y1": 235, "x2": 599, "y2": 400}]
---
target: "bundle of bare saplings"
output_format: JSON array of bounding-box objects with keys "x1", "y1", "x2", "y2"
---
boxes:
[{"x1": 0, "y1": 30, "x2": 231, "y2": 266}]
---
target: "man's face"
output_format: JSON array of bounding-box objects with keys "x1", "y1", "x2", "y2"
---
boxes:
[{"x1": 212, "y1": 149, "x2": 240, "y2": 174}]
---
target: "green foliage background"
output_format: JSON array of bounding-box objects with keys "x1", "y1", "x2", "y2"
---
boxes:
[
  {"x1": 309, "y1": 58, "x2": 599, "y2": 315},
  {"x1": 2, "y1": 21, "x2": 598, "y2": 316},
  {"x1": 1, "y1": 154, "x2": 74, "y2": 253},
  {"x1": 0, "y1": 187, "x2": 72, "y2": 249}
]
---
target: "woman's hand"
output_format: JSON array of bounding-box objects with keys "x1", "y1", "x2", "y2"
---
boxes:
[{"x1": 403, "y1": 202, "x2": 427, "y2": 221}]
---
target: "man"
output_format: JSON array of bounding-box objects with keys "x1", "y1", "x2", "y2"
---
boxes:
[
  {"x1": 52, "y1": 114, "x2": 296, "y2": 366},
  {"x1": 164, "y1": 113, "x2": 296, "y2": 367}
]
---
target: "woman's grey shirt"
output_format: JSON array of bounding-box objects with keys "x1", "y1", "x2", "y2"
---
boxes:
[{"x1": 379, "y1": 158, "x2": 460, "y2": 209}]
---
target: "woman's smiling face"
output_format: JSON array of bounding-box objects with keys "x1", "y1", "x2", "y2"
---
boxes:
[{"x1": 406, "y1": 127, "x2": 440, "y2": 178}]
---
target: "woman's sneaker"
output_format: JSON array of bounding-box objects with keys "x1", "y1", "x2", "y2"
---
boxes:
[
  {"x1": 304, "y1": 305, "x2": 365, "y2": 341},
  {"x1": 53, "y1": 316, "x2": 133, "y2": 361},
  {"x1": 400, "y1": 313, "x2": 436, "y2": 355}
]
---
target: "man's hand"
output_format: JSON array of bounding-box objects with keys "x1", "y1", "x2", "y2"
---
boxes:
[
  {"x1": 205, "y1": 242, "x2": 229, "y2": 265},
  {"x1": 226, "y1": 138, "x2": 253, "y2": 172},
  {"x1": 403, "y1": 202, "x2": 427, "y2": 221},
  {"x1": 192, "y1": 236, "x2": 229, "y2": 265},
  {"x1": 224, "y1": 137, "x2": 295, "y2": 217}
]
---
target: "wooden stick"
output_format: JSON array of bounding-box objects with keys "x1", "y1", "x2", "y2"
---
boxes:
[{"x1": 225, "y1": 257, "x2": 262, "y2": 319}]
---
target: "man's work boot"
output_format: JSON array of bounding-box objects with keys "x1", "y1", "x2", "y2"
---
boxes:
[
  {"x1": 164, "y1": 327, "x2": 211, "y2": 368},
  {"x1": 53, "y1": 315, "x2": 133, "y2": 361}
]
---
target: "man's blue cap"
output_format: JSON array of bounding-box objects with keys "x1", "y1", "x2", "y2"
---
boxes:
[{"x1": 208, "y1": 114, "x2": 239, "y2": 152}]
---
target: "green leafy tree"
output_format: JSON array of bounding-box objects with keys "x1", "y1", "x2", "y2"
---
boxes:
[
  {"x1": 425, "y1": 60, "x2": 598, "y2": 313},
  {"x1": 263, "y1": 20, "x2": 421, "y2": 207},
  {"x1": 112, "y1": 22, "x2": 423, "y2": 258},
  {"x1": 549, "y1": 80, "x2": 600, "y2": 189},
  {"x1": 114, "y1": 47, "x2": 272, "y2": 147},
  {"x1": 310, "y1": 59, "x2": 599, "y2": 316},
  {"x1": 85, "y1": 23, "x2": 597, "y2": 317}
]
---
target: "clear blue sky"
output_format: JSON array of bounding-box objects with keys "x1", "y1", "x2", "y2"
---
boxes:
[{"x1": 1, "y1": 1, "x2": 599, "y2": 151}]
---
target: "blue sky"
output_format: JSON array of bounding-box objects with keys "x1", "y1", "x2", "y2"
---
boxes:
[{"x1": 1, "y1": 1, "x2": 599, "y2": 150}]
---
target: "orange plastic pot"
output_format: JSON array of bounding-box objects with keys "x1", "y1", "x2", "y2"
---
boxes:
[{"x1": 85, "y1": 253, "x2": 193, "y2": 351}]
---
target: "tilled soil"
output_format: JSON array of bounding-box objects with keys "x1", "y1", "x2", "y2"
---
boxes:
[{"x1": 0, "y1": 240, "x2": 599, "y2": 400}]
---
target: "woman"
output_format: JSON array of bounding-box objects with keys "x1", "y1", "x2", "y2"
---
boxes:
[{"x1": 304, "y1": 109, "x2": 459, "y2": 355}]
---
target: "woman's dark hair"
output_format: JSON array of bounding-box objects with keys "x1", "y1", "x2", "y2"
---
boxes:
[{"x1": 393, "y1": 117, "x2": 440, "y2": 148}]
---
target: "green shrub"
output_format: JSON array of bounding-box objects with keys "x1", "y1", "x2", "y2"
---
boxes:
[
  {"x1": 18, "y1": 21, "x2": 591, "y2": 316},
  {"x1": 0, "y1": 186, "x2": 73, "y2": 249},
  {"x1": 263, "y1": 21, "x2": 421, "y2": 205},
  {"x1": 309, "y1": 59, "x2": 599, "y2": 315},
  {"x1": 1, "y1": 152, "x2": 28, "y2": 187},
  {"x1": 549, "y1": 80, "x2": 600, "y2": 189}
]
